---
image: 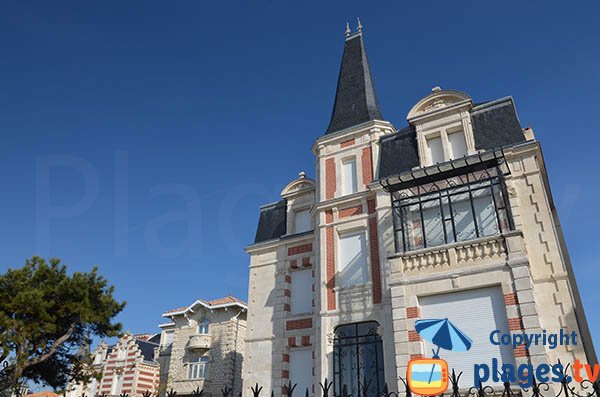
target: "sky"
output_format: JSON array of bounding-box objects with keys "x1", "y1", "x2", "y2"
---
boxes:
[{"x1": 1, "y1": 1, "x2": 599, "y2": 353}]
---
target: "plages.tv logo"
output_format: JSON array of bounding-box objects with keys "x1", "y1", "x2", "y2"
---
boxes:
[{"x1": 406, "y1": 318, "x2": 472, "y2": 396}]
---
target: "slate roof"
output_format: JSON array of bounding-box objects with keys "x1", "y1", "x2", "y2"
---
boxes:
[
  {"x1": 377, "y1": 97, "x2": 526, "y2": 180},
  {"x1": 253, "y1": 200, "x2": 287, "y2": 243},
  {"x1": 135, "y1": 339, "x2": 159, "y2": 363},
  {"x1": 325, "y1": 32, "x2": 383, "y2": 134}
]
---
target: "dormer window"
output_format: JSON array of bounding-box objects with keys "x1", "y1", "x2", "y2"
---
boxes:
[
  {"x1": 294, "y1": 208, "x2": 312, "y2": 234},
  {"x1": 424, "y1": 126, "x2": 469, "y2": 166},
  {"x1": 341, "y1": 157, "x2": 357, "y2": 195},
  {"x1": 198, "y1": 320, "x2": 209, "y2": 334}
]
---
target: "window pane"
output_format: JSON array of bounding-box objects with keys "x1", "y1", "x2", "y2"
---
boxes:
[
  {"x1": 341, "y1": 158, "x2": 357, "y2": 195},
  {"x1": 422, "y1": 199, "x2": 444, "y2": 247},
  {"x1": 294, "y1": 209, "x2": 312, "y2": 234},
  {"x1": 290, "y1": 350, "x2": 312, "y2": 396},
  {"x1": 472, "y1": 187, "x2": 499, "y2": 236},
  {"x1": 451, "y1": 193, "x2": 476, "y2": 241},
  {"x1": 448, "y1": 131, "x2": 468, "y2": 159},
  {"x1": 338, "y1": 233, "x2": 368, "y2": 288},
  {"x1": 402, "y1": 205, "x2": 424, "y2": 250},
  {"x1": 426, "y1": 136, "x2": 444, "y2": 164}
]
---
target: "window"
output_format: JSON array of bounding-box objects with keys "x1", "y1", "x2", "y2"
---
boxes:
[
  {"x1": 163, "y1": 331, "x2": 174, "y2": 347},
  {"x1": 111, "y1": 373, "x2": 123, "y2": 396},
  {"x1": 294, "y1": 209, "x2": 312, "y2": 234},
  {"x1": 117, "y1": 347, "x2": 126, "y2": 360},
  {"x1": 419, "y1": 287, "x2": 515, "y2": 386},
  {"x1": 333, "y1": 322, "x2": 384, "y2": 397},
  {"x1": 337, "y1": 232, "x2": 368, "y2": 288},
  {"x1": 341, "y1": 158, "x2": 357, "y2": 195},
  {"x1": 423, "y1": 126, "x2": 470, "y2": 165},
  {"x1": 290, "y1": 349, "x2": 313, "y2": 396},
  {"x1": 426, "y1": 136, "x2": 444, "y2": 164},
  {"x1": 447, "y1": 129, "x2": 468, "y2": 159},
  {"x1": 198, "y1": 320, "x2": 209, "y2": 334},
  {"x1": 188, "y1": 357, "x2": 209, "y2": 379},
  {"x1": 291, "y1": 270, "x2": 312, "y2": 314},
  {"x1": 391, "y1": 167, "x2": 511, "y2": 252}
]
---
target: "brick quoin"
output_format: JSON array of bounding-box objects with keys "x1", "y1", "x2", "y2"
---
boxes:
[
  {"x1": 514, "y1": 345, "x2": 529, "y2": 357},
  {"x1": 288, "y1": 337, "x2": 297, "y2": 347},
  {"x1": 302, "y1": 257, "x2": 311, "y2": 266},
  {"x1": 301, "y1": 335, "x2": 311, "y2": 346},
  {"x1": 288, "y1": 243, "x2": 312, "y2": 256},
  {"x1": 290, "y1": 260, "x2": 298, "y2": 269},
  {"x1": 408, "y1": 330, "x2": 421, "y2": 342},
  {"x1": 504, "y1": 293, "x2": 519, "y2": 306},
  {"x1": 138, "y1": 377, "x2": 154, "y2": 384},
  {"x1": 284, "y1": 289, "x2": 291, "y2": 297},
  {"x1": 410, "y1": 354, "x2": 424, "y2": 360},
  {"x1": 284, "y1": 303, "x2": 290, "y2": 312},
  {"x1": 283, "y1": 353, "x2": 290, "y2": 363},
  {"x1": 362, "y1": 146, "x2": 373, "y2": 185},
  {"x1": 508, "y1": 318, "x2": 524, "y2": 331},
  {"x1": 325, "y1": 158, "x2": 336, "y2": 199},
  {"x1": 339, "y1": 205, "x2": 363, "y2": 218},
  {"x1": 285, "y1": 275, "x2": 291, "y2": 283},
  {"x1": 340, "y1": 138, "x2": 355, "y2": 148},
  {"x1": 406, "y1": 307, "x2": 420, "y2": 319},
  {"x1": 325, "y1": 209, "x2": 333, "y2": 224},
  {"x1": 367, "y1": 199, "x2": 376, "y2": 214},
  {"x1": 282, "y1": 370, "x2": 289, "y2": 379},
  {"x1": 326, "y1": 226, "x2": 336, "y2": 310},
  {"x1": 368, "y1": 217, "x2": 382, "y2": 304},
  {"x1": 286, "y1": 318, "x2": 312, "y2": 330}
]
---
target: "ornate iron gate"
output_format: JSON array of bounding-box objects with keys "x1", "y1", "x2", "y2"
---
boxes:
[{"x1": 333, "y1": 321, "x2": 385, "y2": 397}]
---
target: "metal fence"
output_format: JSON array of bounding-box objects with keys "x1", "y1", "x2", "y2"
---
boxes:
[{"x1": 3, "y1": 362, "x2": 600, "y2": 397}]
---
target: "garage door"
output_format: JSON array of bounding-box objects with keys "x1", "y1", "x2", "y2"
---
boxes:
[{"x1": 419, "y1": 286, "x2": 515, "y2": 387}]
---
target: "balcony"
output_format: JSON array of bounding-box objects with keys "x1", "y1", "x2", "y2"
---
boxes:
[
  {"x1": 187, "y1": 334, "x2": 212, "y2": 350},
  {"x1": 389, "y1": 231, "x2": 525, "y2": 277}
]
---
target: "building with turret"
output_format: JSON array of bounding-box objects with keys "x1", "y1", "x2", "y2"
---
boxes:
[{"x1": 243, "y1": 22, "x2": 596, "y2": 397}]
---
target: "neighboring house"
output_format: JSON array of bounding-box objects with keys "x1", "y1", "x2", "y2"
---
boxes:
[
  {"x1": 157, "y1": 296, "x2": 247, "y2": 397},
  {"x1": 243, "y1": 23, "x2": 597, "y2": 397},
  {"x1": 67, "y1": 333, "x2": 160, "y2": 397}
]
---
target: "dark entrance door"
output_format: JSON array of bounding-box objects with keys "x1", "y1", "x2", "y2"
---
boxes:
[{"x1": 333, "y1": 321, "x2": 385, "y2": 397}]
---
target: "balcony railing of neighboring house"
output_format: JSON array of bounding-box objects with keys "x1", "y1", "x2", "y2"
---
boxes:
[{"x1": 187, "y1": 334, "x2": 212, "y2": 350}]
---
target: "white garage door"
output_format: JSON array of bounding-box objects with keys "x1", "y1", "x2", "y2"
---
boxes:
[
  {"x1": 419, "y1": 286, "x2": 515, "y2": 387},
  {"x1": 290, "y1": 349, "x2": 313, "y2": 396}
]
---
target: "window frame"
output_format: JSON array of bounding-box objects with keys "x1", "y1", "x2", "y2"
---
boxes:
[
  {"x1": 391, "y1": 166, "x2": 513, "y2": 253},
  {"x1": 198, "y1": 320, "x2": 209, "y2": 334},
  {"x1": 336, "y1": 230, "x2": 369, "y2": 289},
  {"x1": 340, "y1": 157, "x2": 358, "y2": 196},
  {"x1": 187, "y1": 357, "x2": 209, "y2": 380}
]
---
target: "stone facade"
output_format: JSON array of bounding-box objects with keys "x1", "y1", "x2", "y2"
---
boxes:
[
  {"x1": 243, "y1": 26, "x2": 596, "y2": 397},
  {"x1": 157, "y1": 296, "x2": 247, "y2": 397}
]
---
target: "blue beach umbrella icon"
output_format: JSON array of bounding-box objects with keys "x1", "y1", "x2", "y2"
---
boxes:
[{"x1": 415, "y1": 318, "x2": 472, "y2": 382}]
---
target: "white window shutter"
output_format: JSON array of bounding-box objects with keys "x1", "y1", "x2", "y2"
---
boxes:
[
  {"x1": 426, "y1": 136, "x2": 444, "y2": 164},
  {"x1": 337, "y1": 232, "x2": 368, "y2": 288},
  {"x1": 290, "y1": 349, "x2": 313, "y2": 396},
  {"x1": 291, "y1": 270, "x2": 312, "y2": 314},
  {"x1": 448, "y1": 131, "x2": 468, "y2": 159},
  {"x1": 294, "y1": 209, "x2": 312, "y2": 234},
  {"x1": 419, "y1": 287, "x2": 515, "y2": 387},
  {"x1": 341, "y1": 158, "x2": 357, "y2": 195}
]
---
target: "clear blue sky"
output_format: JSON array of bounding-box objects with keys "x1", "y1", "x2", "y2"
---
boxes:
[{"x1": 1, "y1": 1, "x2": 598, "y2": 351}]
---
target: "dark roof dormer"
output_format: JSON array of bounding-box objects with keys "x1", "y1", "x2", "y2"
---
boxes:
[{"x1": 325, "y1": 21, "x2": 383, "y2": 134}]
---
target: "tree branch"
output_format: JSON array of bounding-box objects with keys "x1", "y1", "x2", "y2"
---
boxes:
[{"x1": 25, "y1": 323, "x2": 76, "y2": 368}]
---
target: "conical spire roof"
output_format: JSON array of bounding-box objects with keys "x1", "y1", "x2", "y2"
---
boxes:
[{"x1": 325, "y1": 25, "x2": 383, "y2": 134}]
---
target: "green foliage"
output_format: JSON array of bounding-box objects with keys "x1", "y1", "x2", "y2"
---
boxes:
[{"x1": 0, "y1": 257, "x2": 126, "y2": 390}]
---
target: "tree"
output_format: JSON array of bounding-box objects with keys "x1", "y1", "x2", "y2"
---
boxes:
[{"x1": 0, "y1": 257, "x2": 126, "y2": 391}]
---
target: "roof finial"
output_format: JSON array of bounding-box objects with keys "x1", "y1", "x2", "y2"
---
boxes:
[
  {"x1": 357, "y1": 17, "x2": 363, "y2": 32},
  {"x1": 345, "y1": 22, "x2": 351, "y2": 37}
]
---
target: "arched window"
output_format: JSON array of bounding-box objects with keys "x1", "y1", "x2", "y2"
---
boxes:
[{"x1": 333, "y1": 321, "x2": 385, "y2": 397}]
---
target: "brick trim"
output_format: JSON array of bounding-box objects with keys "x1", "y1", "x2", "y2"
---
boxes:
[
  {"x1": 406, "y1": 307, "x2": 420, "y2": 319},
  {"x1": 288, "y1": 337, "x2": 297, "y2": 347},
  {"x1": 362, "y1": 146, "x2": 373, "y2": 185},
  {"x1": 326, "y1": 226, "x2": 336, "y2": 310},
  {"x1": 325, "y1": 209, "x2": 333, "y2": 224},
  {"x1": 367, "y1": 198, "x2": 376, "y2": 214},
  {"x1": 301, "y1": 335, "x2": 311, "y2": 346},
  {"x1": 408, "y1": 330, "x2": 421, "y2": 342},
  {"x1": 368, "y1": 217, "x2": 382, "y2": 304},
  {"x1": 340, "y1": 138, "x2": 355, "y2": 148},
  {"x1": 290, "y1": 260, "x2": 298, "y2": 269},
  {"x1": 508, "y1": 317, "x2": 524, "y2": 331},
  {"x1": 325, "y1": 158, "x2": 336, "y2": 200},
  {"x1": 283, "y1": 353, "x2": 289, "y2": 362},
  {"x1": 286, "y1": 318, "x2": 312, "y2": 330},
  {"x1": 288, "y1": 243, "x2": 312, "y2": 256},
  {"x1": 514, "y1": 344, "x2": 529, "y2": 357},
  {"x1": 504, "y1": 293, "x2": 519, "y2": 306},
  {"x1": 410, "y1": 354, "x2": 424, "y2": 360},
  {"x1": 302, "y1": 257, "x2": 311, "y2": 267},
  {"x1": 282, "y1": 370, "x2": 289, "y2": 379},
  {"x1": 339, "y1": 205, "x2": 363, "y2": 218}
]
